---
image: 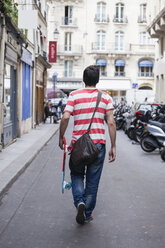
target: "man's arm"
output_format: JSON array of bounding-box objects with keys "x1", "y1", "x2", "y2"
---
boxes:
[
  {"x1": 59, "y1": 112, "x2": 71, "y2": 149},
  {"x1": 106, "y1": 110, "x2": 116, "y2": 162}
]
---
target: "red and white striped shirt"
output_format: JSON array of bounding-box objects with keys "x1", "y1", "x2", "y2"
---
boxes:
[{"x1": 64, "y1": 88, "x2": 114, "y2": 144}]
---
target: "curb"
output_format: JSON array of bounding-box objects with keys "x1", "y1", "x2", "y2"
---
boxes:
[{"x1": 0, "y1": 126, "x2": 59, "y2": 199}]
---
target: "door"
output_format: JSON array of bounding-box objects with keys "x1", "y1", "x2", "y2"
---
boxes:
[{"x1": 3, "y1": 64, "x2": 17, "y2": 146}]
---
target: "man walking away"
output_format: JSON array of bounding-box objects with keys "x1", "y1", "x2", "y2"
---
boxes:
[{"x1": 59, "y1": 65, "x2": 116, "y2": 224}]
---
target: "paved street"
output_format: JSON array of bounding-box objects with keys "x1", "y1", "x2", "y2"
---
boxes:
[{"x1": 0, "y1": 122, "x2": 165, "y2": 248}]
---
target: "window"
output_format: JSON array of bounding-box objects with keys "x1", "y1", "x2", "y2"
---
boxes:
[
  {"x1": 96, "y1": 2, "x2": 106, "y2": 22},
  {"x1": 96, "y1": 58, "x2": 107, "y2": 76},
  {"x1": 160, "y1": 37, "x2": 164, "y2": 57},
  {"x1": 139, "y1": 4, "x2": 147, "y2": 22},
  {"x1": 139, "y1": 32, "x2": 154, "y2": 45},
  {"x1": 65, "y1": 32, "x2": 72, "y2": 51},
  {"x1": 97, "y1": 30, "x2": 106, "y2": 50},
  {"x1": 115, "y1": 3, "x2": 124, "y2": 22},
  {"x1": 138, "y1": 60, "x2": 153, "y2": 77},
  {"x1": 115, "y1": 31, "x2": 124, "y2": 51},
  {"x1": 115, "y1": 59, "x2": 125, "y2": 76},
  {"x1": 64, "y1": 6, "x2": 73, "y2": 25},
  {"x1": 3, "y1": 64, "x2": 11, "y2": 124},
  {"x1": 64, "y1": 61, "x2": 73, "y2": 77}
]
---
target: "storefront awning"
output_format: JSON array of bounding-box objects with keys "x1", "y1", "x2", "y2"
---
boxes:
[
  {"x1": 138, "y1": 60, "x2": 153, "y2": 67},
  {"x1": 97, "y1": 79, "x2": 131, "y2": 90},
  {"x1": 115, "y1": 59, "x2": 125, "y2": 67},
  {"x1": 96, "y1": 59, "x2": 107, "y2": 66}
]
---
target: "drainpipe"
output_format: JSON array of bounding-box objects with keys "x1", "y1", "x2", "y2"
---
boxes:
[{"x1": 0, "y1": 14, "x2": 6, "y2": 151}]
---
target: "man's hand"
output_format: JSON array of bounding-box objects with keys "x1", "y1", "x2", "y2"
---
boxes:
[
  {"x1": 59, "y1": 112, "x2": 70, "y2": 150},
  {"x1": 109, "y1": 146, "x2": 116, "y2": 163},
  {"x1": 59, "y1": 137, "x2": 64, "y2": 150}
]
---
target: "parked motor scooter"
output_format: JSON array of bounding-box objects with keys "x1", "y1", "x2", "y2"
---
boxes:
[
  {"x1": 140, "y1": 123, "x2": 165, "y2": 153},
  {"x1": 127, "y1": 110, "x2": 151, "y2": 141}
]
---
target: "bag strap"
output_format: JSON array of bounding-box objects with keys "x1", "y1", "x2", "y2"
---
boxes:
[{"x1": 87, "y1": 90, "x2": 102, "y2": 132}]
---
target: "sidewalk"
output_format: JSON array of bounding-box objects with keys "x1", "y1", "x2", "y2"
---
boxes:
[{"x1": 0, "y1": 122, "x2": 59, "y2": 198}]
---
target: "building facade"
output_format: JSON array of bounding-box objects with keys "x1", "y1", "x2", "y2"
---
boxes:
[
  {"x1": 147, "y1": 0, "x2": 165, "y2": 103},
  {"x1": 47, "y1": 0, "x2": 155, "y2": 103},
  {"x1": 0, "y1": 0, "x2": 50, "y2": 149}
]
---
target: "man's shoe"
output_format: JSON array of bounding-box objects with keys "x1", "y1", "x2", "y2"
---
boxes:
[
  {"x1": 84, "y1": 215, "x2": 93, "y2": 224},
  {"x1": 76, "y1": 203, "x2": 85, "y2": 225}
]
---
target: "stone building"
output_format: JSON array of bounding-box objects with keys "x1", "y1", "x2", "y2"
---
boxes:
[
  {"x1": 147, "y1": 0, "x2": 165, "y2": 103},
  {"x1": 47, "y1": 0, "x2": 155, "y2": 103}
]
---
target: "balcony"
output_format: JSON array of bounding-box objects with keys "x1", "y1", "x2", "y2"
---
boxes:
[
  {"x1": 115, "y1": 71, "x2": 125, "y2": 77},
  {"x1": 147, "y1": 7, "x2": 165, "y2": 39},
  {"x1": 57, "y1": 45, "x2": 83, "y2": 56},
  {"x1": 94, "y1": 15, "x2": 109, "y2": 23},
  {"x1": 113, "y1": 16, "x2": 128, "y2": 23},
  {"x1": 61, "y1": 17, "x2": 77, "y2": 27},
  {"x1": 56, "y1": 80, "x2": 83, "y2": 90},
  {"x1": 138, "y1": 72, "x2": 154, "y2": 77},
  {"x1": 91, "y1": 43, "x2": 109, "y2": 54},
  {"x1": 130, "y1": 44, "x2": 155, "y2": 55},
  {"x1": 137, "y1": 16, "x2": 147, "y2": 23},
  {"x1": 91, "y1": 42, "x2": 131, "y2": 54}
]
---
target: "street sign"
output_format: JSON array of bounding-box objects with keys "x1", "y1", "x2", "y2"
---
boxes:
[{"x1": 132, "y1": 83, "x2": 138, "y2": 89}]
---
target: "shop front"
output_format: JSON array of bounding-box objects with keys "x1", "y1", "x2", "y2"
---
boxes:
[
  {"x1": 97, "y1": 78, "x2": 131, "y2": 103},
  {"x1": 3, "y1": 45, "x2": 18, "y2": 146}
]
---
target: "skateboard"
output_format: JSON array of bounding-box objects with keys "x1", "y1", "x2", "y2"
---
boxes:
[{"x1": 62, "y1": 136, "x2": 72, "y2": 194}]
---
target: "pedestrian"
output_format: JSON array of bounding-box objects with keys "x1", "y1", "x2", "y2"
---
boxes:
[
  {"x1": 59, "y1": 65, "x2": 116, "y2": 224},
  {"x1": 44, "y1": 102, "x2": 58, "y2": 123},
  {"x1": 58, "y1": 98, "x2": 63, "y2": 119}
]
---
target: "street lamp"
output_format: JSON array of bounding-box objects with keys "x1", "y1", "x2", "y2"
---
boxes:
[
  {"x1": 52, "y1": 72, "x2": 58, "y2": 93},
  {"x1": 53, "y1": 28, "x2": 59, "y2": 40}
]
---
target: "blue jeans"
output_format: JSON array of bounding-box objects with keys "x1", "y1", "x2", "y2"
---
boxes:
[{"x1": 69, "y1": 143, "x2": 106, "y2": 220}]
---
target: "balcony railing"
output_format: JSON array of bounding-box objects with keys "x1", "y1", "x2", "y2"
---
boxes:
[
  {"x1": 113, "y1": 16, "x2": 128, "y2": 23},
  {"x1": 63, "y1": 72, "x2": 76, "y2": 78},
  {"x1": 57, "y1": 45, "x2": 83, "y2": 56},
  {"x1": 115, "y1": 71, "x2": 125, "y2": 77},
  {"x1": 56, "y1": 80, "x2": 83, "y2": 90},
  {"x1": 91, "y1": 42, "x2": 131, "y2": 53},
  {"x1": 138, "y1": 72, "x2": 154, "y2": 77},
  {"x1": 138, "y1": 16, "x2": 147, "y2": 23},
  {"x1": 61, "y1": 17, "x2": 77, "y2": 26},
  {"x1": 94, "y1": 15, "x2": 109, "y2": 23}
]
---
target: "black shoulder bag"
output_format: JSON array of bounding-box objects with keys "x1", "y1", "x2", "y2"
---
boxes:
[{"x1": 70, "y1": 90, "x2": 102, "y2": 166}]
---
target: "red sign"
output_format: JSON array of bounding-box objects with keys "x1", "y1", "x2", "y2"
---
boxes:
[{"x1": 49, "y1": 41, "x2": 57, "y2": 63}]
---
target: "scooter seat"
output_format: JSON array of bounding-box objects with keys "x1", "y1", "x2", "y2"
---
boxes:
[{"x1": 149, "y1": 120, "x2": 165, "y2": 132}]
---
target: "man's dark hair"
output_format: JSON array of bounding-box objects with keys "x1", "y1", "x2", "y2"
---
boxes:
[{"x1": 83, "y1": 65, "x2": 99, "y2": 86}]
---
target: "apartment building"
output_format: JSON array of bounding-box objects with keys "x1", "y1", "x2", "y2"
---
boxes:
[
  {"x1": 47, "y1": 0, "x2": 155, "y2": 103},
  {"x1": 147, "y1": 0, "x2": 165, "y2": 103}
]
